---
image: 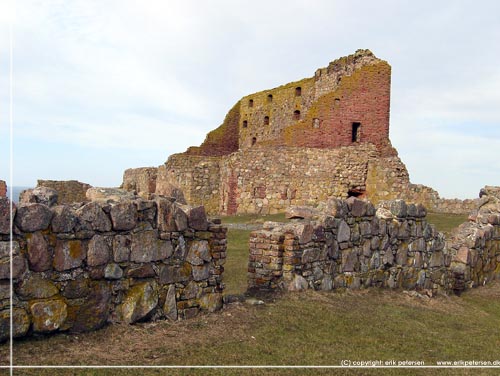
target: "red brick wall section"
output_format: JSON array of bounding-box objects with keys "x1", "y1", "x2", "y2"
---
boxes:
[
  {"x1": 0, "y1": 180, "x2": 6, "y2": 197},
  {"x1": 186, "y1": 102, "x2": 240, "y2": 157},
  {"x1": 283, "y1": 62, "x2": 392, "y2": 154},
  {"x1": 226, "y1": 171, "x2": 239, "y2": 215}
]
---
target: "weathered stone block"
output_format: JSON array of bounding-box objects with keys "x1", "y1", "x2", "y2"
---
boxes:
[
  {"x1": 113, "y1": 235, "x2": 131, "y2": 262},
  {"x1": 0, "y1": 197, "x2": 14, "y2": 234},
  {"x1": 287, "y1": 274, "x2": 308, "y2": 291},
  {"x1": 429, "y1": 251, "x2": 444, "y2": 268},
  {"x1": 186, "y1": 240, "x2": 211, "y2": 266},
  {"x1": 76, "y1": 202, "x2": 112, "y2": 232},
  {"x1": 110, "y1": 201, "x2": 137, "y2": 231},
  {"x1": 179, "y1": 205, "x2": 208, "y2": 231},
  {"x1": 53, "y1": 239, "x2": 86, "y2": 271},
  {"x1": 337, "y1": 220, "x2": 350, "y2": 243},
  {"x1": 62, "y1": 278, "x2": 90, "y2": 299},
  {"x1": 30, "y1": 299, "x2": 68, "y2": 333},
  {"x1": 88, "y1": 235, "x2": 111, "y2": 266},
  {"x1": 192, "y1": 264, "x2": 210, "y2": 281},
  {"x1": 20, "y1": 186, "x2": 58, "y2": 207},
  {"x1": 390, "y1": 200, "x2": 407, "y2": 218},
  {"x1": 164, "y1": 284, "x2": 177, "y2": 320},
  {"x1": 0, "y1": 241, "x2": 17, "y2": 258},
  {"x1": 0, "y1": 254, "x2": 26, "y2": 279},
  {"x1": 0, "y1": 308, "x2": 30, "y2": 342},
  {"x1": 15, "y1": 274, "x2": 58, "y2": 299},
  {"x1": 347, "y1": 197, "x2": 367, "y2": 217},
  {"x1": 342, "y1": 248, "x2": 359, "y2": 272},
  {"x1": 15, "y1": 203, "x2": 53, "y2": 232},
  {"x1": 51, "y1": 205, "x2": 78, "y2": 233},
  {"x1": 181, "y1": 281, "x2": 201, "y2": 300},
  {"x1": 127, "y1": 264, "x2": 155, "y2": 278},
  {"x1": 302, "y1": 247, "x2": 321, "y2": 263},
  {"x1": 156, "y1": 198, "x2": 188, "y2": 232},
  {"x1": 118, "y1": 281, "x2": 158, "y2": 324},
  {"x1": 70, "y1": 281, "x2": 111, "y2": 332},
  {"x1": 104, "y1": 263, "x2": 123, "y2": 279},
  {"x1": 455, "y1": 247, "x2": 470, "y2": 264},
  {"x1": 159, "y1": 263, "x2": 192, "y2": 284},
  {"x1": 130, "y1": 230, "x2": 173, "y2": 263}
]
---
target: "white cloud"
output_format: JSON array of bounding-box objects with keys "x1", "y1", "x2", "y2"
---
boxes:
[{"x1": 0, "y1": 0, "x2": 499, "y2": 196}]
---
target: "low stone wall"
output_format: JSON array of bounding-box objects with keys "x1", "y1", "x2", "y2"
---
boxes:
[
  {"x1": 403, "y1": 184, "x2": 479, "y2": 215},
  {"x1": 248, "y1": 195, "x2": 500, "y2": 295},
  {"x1": 37, "y1": 180, "x2": 92, "y2": 204},
  {"x1": 0, "y1": 195, "x2": 226, "y2": 341},
  {"x1": 0, "y1": 180, "x2": 6, "y2": 198}
]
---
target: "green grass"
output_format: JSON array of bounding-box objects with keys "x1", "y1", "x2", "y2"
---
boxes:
[
  {"x1": 426, "y1": 212, "x2": 468, "y2": 235},
  {"x1": 7, "y1": 284, "x2": 500, "y2": 375},
  {"x1": 221, "y1": 212, "x2": 288, "y2": 225},
  {"x1": 224, "y1": 229, "x2": 252, "y2": 295}
]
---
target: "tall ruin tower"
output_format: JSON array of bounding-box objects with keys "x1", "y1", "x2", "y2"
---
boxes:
[
  {"x1": 124, "y1": 50, "x2": 412, "y2": 215},
  {"x1": 184, "y1": 49, "x2": 392, "y2": 156}
]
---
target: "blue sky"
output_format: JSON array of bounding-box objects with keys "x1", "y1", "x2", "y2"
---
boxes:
[{"x1": 1, "y1": 0, "x2": 499, "y2": 199}]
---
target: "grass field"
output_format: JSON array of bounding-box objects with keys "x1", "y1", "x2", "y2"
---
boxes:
[
  {"x1": 4, "y1": 283, "x2": 500, "y2": 375},
  {"x1": 3, "y1": 211, "x2": 496, "y2": 375}
]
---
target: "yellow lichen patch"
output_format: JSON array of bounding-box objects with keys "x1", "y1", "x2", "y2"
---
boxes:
[{"x1": 68, "y1": 240, "x2": 82, "y2": 259}]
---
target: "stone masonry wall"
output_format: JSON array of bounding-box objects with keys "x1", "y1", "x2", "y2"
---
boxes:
[
  {"x1": 37, "y1": 180, "x2": 92, "y2": 205},
  {"x1": 0, "y1": 195, "x2": 226, "y2": 341},
  {"x1": 365, "y1": 164, "x2": 479, "y2": 214},
  {"x1": 122, "y1": 167, "x2": 158, "y2": 196},
  {"x1": 0, "y1": 180, "x2": 6, "y2": 198},
  {"x1": 163, "y1": 143, "x2": 409, "y2": 216},
  {"x1": 248, "y1": 195, "x2": 500, "y2": 295},
  {"x1": 160, "y1": 155, "x2": 221, "y2": 215}
]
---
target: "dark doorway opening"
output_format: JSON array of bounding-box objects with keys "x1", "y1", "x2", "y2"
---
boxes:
[
  {"x1": 348, "y1": 188, "x2": 366, "y2": 198},
  {"x1": 352, "y1": 122, "x2": 361, "y2": 142},
  {"x1": 251, "y1": 137, "x2": 257, "y2": 146}
]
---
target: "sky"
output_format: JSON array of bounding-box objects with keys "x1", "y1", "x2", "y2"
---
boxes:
[{"x1": 0, "y1": 0, "x2": 499, "y2": 199}]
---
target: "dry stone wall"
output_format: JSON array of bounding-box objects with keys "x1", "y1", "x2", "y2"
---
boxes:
[
  {"x1": 248, "y1": 193, "x2": 500, "y2": 295},
  {"x1": 0, "y1": 195, "x2": 226, "y2": 341}
]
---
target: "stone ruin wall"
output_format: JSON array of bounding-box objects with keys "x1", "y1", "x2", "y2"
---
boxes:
[
  {"x1": 0, "y1": 195, "x2": 226, "y2": 341},
  {"x1": 248, "y1": 190, "x2": 500, "y2": 295},
  {"x1": 0, "y1": 181, "x2": 6, "y2": 198},
  {"x1": 184, "y1": 49, "x2": 393, "y2": 156},
  {"x1": 160, "y1": 143, "x2": 411, "y2": 216},
  {"x1": 36, "y1": 180, "x2": 92, "y2": 205},
  {"x1": 121, "y1": 167, "x2": 158, "y2": 196}
]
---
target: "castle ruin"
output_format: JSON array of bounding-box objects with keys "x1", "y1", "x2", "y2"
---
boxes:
[{"x1": 123, "y1": 50, "x2": 477, "y2": 216}]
